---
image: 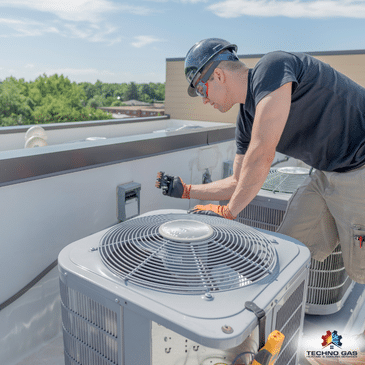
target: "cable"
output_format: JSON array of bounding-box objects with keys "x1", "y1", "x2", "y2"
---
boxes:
[
  {"x1": 231, "y1": 351, "x2": 256, "y2": 365},
  {"x1": 0, "y1": 259, "x2": 58, "y2": 311}
]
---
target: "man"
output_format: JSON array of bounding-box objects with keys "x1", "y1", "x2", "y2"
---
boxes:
[{"x1": 160, "y1": 38, "x2": 365, "y2": 284}]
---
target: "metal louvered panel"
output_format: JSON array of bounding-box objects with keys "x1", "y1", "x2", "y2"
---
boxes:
[
  {"x1": 63, "y1": 330, "x2": 117, "y2": 365},
  {"x1": 60, "y1": 280, "x2": 119, "y2": 365},
  {"x1": 307, "y1": 276, "x2": 353, "y2": 306},
  {"x1": 229, "y1": 177, "x2": 355, "y2": 315},
  {"x1": 307, "y1": 244, "x2": 354, "y2": 307},
  {"x1": 60, "y1": 280, "x2": 118, "y2": 337},
  {"x1": 99, "y1": 214, "x2": 277, "y2": 294},
  {"x1": 275, "y1": 280, "x2": 306, "y2": 365},
  {"x1": 236, "y1": 204, "x2": 285, "y2": 231}
]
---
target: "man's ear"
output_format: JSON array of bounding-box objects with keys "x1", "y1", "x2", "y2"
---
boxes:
[{"x1": 214, "y1": 67, "x2": 226, "y2": 84}]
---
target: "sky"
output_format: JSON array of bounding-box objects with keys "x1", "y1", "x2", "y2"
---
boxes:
[{"x1": 0, "y1": 0, "x2": 365, "y2": 84}]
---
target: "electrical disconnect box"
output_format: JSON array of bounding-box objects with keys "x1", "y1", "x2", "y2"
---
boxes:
[
  {"x1": 117, "y1": 182, "x2": 141, "y2": 222},
  {"x1": 223, "y1": 160, "x2": 234, "y2": 179}
]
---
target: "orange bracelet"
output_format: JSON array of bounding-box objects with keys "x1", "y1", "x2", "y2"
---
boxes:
[{"x1": 182, "y1": 184, "x2": 191, "y2": 199}]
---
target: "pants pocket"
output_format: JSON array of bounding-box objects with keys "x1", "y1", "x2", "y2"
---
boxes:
[{"x1": 346, "y1": 225, "x2": 365, "y2": 283}]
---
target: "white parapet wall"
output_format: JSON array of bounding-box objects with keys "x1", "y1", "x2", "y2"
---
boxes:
[
  {"x1": 0, "y1": 116, "x2": 225, "y2": 152},
  {"x1": 0, "y1": 118, "x2": 236, "y2": 365}
]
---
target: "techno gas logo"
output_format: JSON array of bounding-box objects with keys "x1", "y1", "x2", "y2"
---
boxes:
[
  {"x1": 321, "y1": 330, "x2": 342, "y2": 349},
  {"x1": 305, "y1": 330, "x2": 358, "y2": 360}
]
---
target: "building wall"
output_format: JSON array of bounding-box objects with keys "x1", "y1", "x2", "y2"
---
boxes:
[{"x1": 165, "y1": 51, "x2": 365, "y2": 122}]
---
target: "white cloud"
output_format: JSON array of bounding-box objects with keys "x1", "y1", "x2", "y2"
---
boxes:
[
  {"x1": 62, "y1": 22, "x2": 122, "y2": 45},
  {"x1": 208, "y1": 0, "x2": 365, "y2": 18},
  {"x1": 180, "y1": 0, "x2": 208, "y2": 3},
  {"x1": 88, "y1": 25, "x2": 122, "y2": 45},
  {"x1": 0, "y1": 0, "x2": 118, "y2": 22},
  {"x1": 0, "y1": 18, "x2": 59, "y2": 37},
  {"x1": 118, "y1": 4, "x2": 158, "y2": 16},
  {"x1": 0, "y1": 1, "x2": 156, "y2": 44},
  {"x1": 0, "y1": 0, "x2": 156, "y2": 22},
  {"x1": 0, "y1": 17, "x2": 121, "y2": 44},
  {"x1": 131, "y1": 35, "x2": 165, "y2": 48}
]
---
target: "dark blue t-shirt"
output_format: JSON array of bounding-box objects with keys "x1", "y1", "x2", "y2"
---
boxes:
[{"x1": 236, "y1": 51, "x2": 365, "y2": 172}]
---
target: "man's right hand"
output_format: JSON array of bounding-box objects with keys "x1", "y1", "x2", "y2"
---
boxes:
[{"x1": 155, "y1": 172, "x2": 191, "y2": 199}]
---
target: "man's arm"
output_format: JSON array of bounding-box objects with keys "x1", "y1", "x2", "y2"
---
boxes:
[
  {"x1": 189, "y1": 153, "x2": 245, "y2": 201},
  {"x1": 227, "y1": 82, "x2": 292, "y2": 217}
]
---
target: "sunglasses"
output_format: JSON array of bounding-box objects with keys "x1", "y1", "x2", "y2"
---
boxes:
[{"x1": 193, "y1": 60, "x2": 219, "y2": 98}]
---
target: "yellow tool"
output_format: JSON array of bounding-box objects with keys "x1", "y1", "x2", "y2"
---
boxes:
[{"x1": 251, "y1": 330, "x2": 285, "y2": 365}]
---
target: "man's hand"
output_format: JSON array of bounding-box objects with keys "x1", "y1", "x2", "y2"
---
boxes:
[
  {"x1": 188, "y1": 204, "x2": 236, "y2": 220},
  {"x1": 155, "y1": 172, "x2": 191, "y2": 199}
]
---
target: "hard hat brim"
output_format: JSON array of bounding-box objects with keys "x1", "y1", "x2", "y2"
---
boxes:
[{"x1": 188, "y1": 84, "x2": 198, "y2": 97}]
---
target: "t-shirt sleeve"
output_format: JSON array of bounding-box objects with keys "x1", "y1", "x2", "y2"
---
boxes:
[{"x1": 251, "y1": 51, "x2": 299, "y2": 106}]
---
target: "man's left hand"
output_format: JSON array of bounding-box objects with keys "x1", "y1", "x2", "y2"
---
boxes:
[{"x1": 188, "y1": 204, "x2": 236, "y2": 220}]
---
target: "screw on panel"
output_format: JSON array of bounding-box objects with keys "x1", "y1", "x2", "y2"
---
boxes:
[
  {"x1": 202, "y1": 292, "x2": 214, "y2": 301},
  {"x1": 89, "y1": 247, "x2": 98, "y2": 252},
  {"x1": 222, "y1": 325, "x2": 234, "y2": 334}
]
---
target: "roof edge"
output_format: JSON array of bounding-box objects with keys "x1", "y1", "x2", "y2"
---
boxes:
[{"x1": 167, "y1": 49, "x2": 365, "y2": 62}]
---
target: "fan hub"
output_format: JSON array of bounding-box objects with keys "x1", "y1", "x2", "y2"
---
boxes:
[{"x1": 159, "y1": 219, "x2": 213, "y2": 242}]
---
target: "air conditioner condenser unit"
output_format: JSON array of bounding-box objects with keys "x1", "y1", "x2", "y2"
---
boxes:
[
  {"x1": 58, "y1": 210, "x2": 310, "y2": 365},
  {"x1": 228, "y1": 167, "x2": 355, "y2": 315}
]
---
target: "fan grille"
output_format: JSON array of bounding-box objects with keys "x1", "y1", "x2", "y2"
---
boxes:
[
  {"x1": 99, "y1": 214, "x2": 277, "y2": 294},
  {"x1": 261, "y1": 167, "x2": 310, "y2": 193}
]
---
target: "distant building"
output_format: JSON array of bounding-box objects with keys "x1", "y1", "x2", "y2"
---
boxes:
[{"x1": 99, "y1": 101, "x2": 165, "y2": 118}]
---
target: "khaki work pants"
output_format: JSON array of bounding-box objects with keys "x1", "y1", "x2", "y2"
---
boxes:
[{"x1": 277, "y1": 165, "x2": 365, "y2": 284}]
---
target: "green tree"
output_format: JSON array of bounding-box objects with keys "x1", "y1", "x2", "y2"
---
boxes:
[
  {"x1": 110, "y1": 100, "x2": 126, "y2": 107},
  {"x1": 0, "y1": 74, "x2": 113, "y2": 126},
  {"x1": 0, "y1": 75, "x2": 166, "y2": 127},
  {"x1": 125, "y1": 82, "x2": 138, "y2": 101},
  {"x1": 155, "y1": 83, "x2": 165, "y2": 101},
  {"x1": 79, "y1": 82, "x2": 96, "y2": 101},
  {"x1": 116, "y1": 83, "x2": 128, "y2": 101},
  {"x1": 0, "y1": 77, "x2": 33, "y2": 126},
  {"x1": 87, "y1": 94, "x2": 105, "y2": 109},
  {"x1": 94, "y1": 80, "x2": 103, "y2": 96}
]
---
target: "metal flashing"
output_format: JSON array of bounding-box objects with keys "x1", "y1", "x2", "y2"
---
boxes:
[
  {"x1": 167, "y1": 49, "x2": 365, "y2": 62},
  {"x1": 0, "y1": 124, "x2": 235, "y2": 187}
]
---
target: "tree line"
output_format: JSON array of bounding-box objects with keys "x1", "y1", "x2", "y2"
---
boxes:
[
  {"x1": 0, "y1": 74, "x2": 165, "y2": 127},
  {"x1": 80, "y1": 80, "x2": 165, "y2": 108}
]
